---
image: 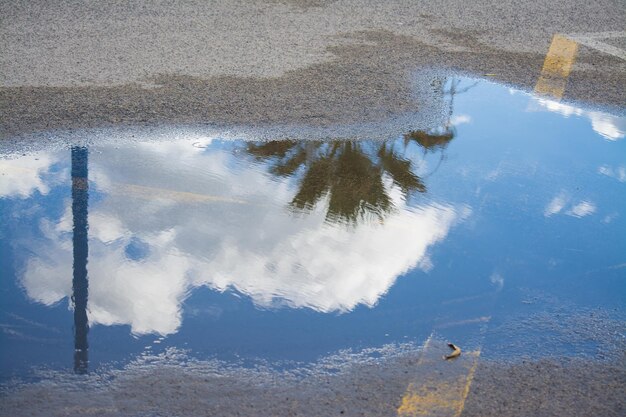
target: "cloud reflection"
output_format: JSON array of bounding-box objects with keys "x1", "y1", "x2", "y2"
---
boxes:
[
  {"x1": 566, "y1": 201, "x2": 596, "y2": 218},
  {"x1": 532, "y1": 98, "x2": 625, "y2": 141},
  {"x1": 17, "y1": 139, "x2": 467, "y2": 336},
  {"x1": 544, "y1": 191, "x2": 596, "y2": 218},
  {"x1": 598, "y1": 165, "x2": 626, "y2": 182},
  {"x1": 0, "y1": 152, "x2": 60, "y2": 198}
]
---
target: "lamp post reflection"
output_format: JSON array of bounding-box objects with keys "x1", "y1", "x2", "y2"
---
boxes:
[{"x1": 71, "y1": 147, "x2": 89, "y2": 374}]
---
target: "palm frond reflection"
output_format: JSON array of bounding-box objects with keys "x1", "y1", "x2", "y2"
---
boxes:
[
  {"x1": 245, "y1": 76, "x2": 472, "y2": 224},
  {"x1": 246, "y1": 133, "x2": 453, "y2": 224}
]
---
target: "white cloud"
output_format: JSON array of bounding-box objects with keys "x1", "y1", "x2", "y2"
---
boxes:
[
  {"x1": 450, "y1": 114, "x2": 471, "y2": 126},
  {"x1": 598, "y1": 165, "x2": 626, "y2": 182},
  {"x1": 17, "y1": 140, "x2": 469, "y2": 336},
  {"x1": 532, "y1": 98, "x2": 625, "y2": 141},
  {"x1": 566, "y1": 201, "x2": 596, "y2": 218},
  {"x1": 490, "y1": 272, "x2": 504, "y2": 290},
  {"x1": 535, "y1": 99, "x2": 583, "y2": 118},
  {"x1": 0, "y1": 153, "x2": 60, "y2": 198},
  {"x1": 544, "y1": 192, "x2": 596, "y2": 219},
  {"x1": 544, "y1": 192, "x2": 568, "y2": 217},
  {"x1": 603, "y1": 213, "x2": 618, "y2": 224},
  {"x1": 589, "y1": 111, "x2": 626, "y2": 141}
]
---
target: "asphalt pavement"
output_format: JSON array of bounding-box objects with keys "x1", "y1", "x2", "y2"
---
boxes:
[{"x1": 1, "y1": 0, "x2": 625, "y2": 142}]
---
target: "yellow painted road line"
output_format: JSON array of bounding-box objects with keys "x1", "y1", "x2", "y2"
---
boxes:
[
  {"x1": 534, "y1": 34, "x2": 579, "y2": 100},
  {"x1": 397, "y1": 337, "x2": 481, "y2": 417},
  {"x1": 397, "y1": 302, "x2": 496, "y2": 417},
  {"x1": 457, "y1": 353, "x2": 480, "y2": 417},
  {"x1": 110, "y1": 183, "x2": 249, "y2": 205}
]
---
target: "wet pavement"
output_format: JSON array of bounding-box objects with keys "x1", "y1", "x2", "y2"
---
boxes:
[{"x1": 1, "y1": 76, "x2": 625, "y2": 416}]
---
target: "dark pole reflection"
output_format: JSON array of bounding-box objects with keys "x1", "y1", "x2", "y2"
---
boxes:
[{"x1": 71, "y1": 147, "x2": 89, "y2": 374}]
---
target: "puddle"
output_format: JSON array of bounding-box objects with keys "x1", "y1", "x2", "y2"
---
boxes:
[{"x1": 1, "y1": 78, "x2": 625, "y2": 387}]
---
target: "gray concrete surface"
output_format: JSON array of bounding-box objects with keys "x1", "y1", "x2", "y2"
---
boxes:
[{"x1": 1, "y1": 0, "x2": 625, "y2": 140}]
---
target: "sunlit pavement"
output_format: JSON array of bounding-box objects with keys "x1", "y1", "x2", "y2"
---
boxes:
[{"x1": 1, "y1": 1, "x2": 625, "y2": 417}]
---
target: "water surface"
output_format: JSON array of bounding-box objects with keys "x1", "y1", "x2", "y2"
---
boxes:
[{"x1": 1, "y1": 78, "x2": 624, "y2": 384}]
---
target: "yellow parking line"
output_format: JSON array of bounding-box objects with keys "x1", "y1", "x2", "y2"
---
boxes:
[
  {"x1": 397, "y1": 339, "x2": 481, "y2": 417},
  {"x1": 534, "y1": 34, "x2": 579, "y2": 100},
  {"x1": 457, "y1": 353, "x2": 480, "y2": 416}
]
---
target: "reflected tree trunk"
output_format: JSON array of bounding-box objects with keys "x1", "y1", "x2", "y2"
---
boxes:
[{"x1": 71, "y1": 147, "x2": 89, "y2": 374}]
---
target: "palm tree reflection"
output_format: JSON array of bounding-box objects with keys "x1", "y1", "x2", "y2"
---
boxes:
[
  {"x1": 403, "y1": 129, "x2": 454, "y2": 152},
  {"x1": 246, "y1": 77, "x2": 473, "y2": 224},
  {"x1": 247, "y1": 133, "x2": 453, "y2": 224}
]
